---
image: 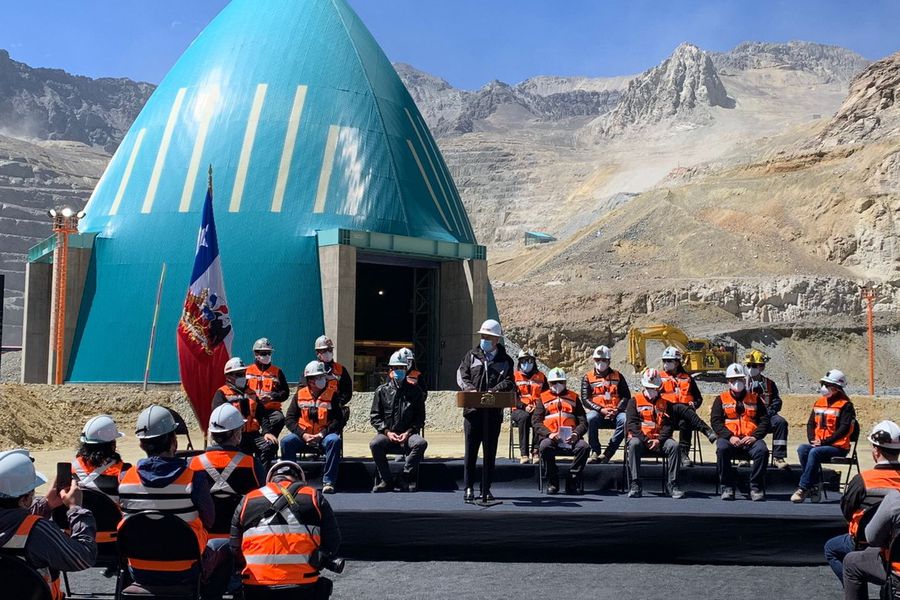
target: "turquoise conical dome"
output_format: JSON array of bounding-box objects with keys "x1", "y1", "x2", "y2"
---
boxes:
[{"x1": 70, "y1": 0, "x2": 476, "y2": 382}]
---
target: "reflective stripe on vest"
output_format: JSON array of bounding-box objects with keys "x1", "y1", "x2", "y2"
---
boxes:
[
  {"x1": 813, "y1": 396, "x2": 852, "y2": 450},
  {"x1": 849, "y1": 467, "x2": 900, "y2": 539},
  {"x1": 295, "y1": 387, "x2": 335, "y2": 436},
  {"x1": 0, "y1": 514, "x2": 63, "y2": 600},
  {"x1": 218, "y1": 385, "x2": 262, "y2": 432},
  {"x1": 660, "y1": 372, "x2": 694, "y2": 405},
  {"x1": 72, "y1": 457, "x2": 122, "y2": 502},
  {"x1": 540, "y1": 391, "x2": 578, "y2": 433},
  {"x1": 635, "y1": 395, "x2": 666, "y2": 440},
  {"x1": 247, "y1": 364, "x2": 284, "y2": 410},
  {"x1": 585, "y1": 370, "x2": 621, "y2": 410},
  {"x1": 515, "y1": 371, "x2": 546, "y2": 406},
  {"x1": 197, "y1": 452, "x2": 245, "y2": 495},
  {"x1": 721, "y1": 392, "x2": 761, "y2": 438}
]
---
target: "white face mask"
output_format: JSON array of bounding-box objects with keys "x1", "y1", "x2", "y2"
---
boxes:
[
  {"x1": 594, "y1": 360, "x2": 609, "y2": 372},
  {"x1": 319, "y1": 351, "x2": 334, "y2": 363},
  {"x1": 644, "y1": 389, "x2": 659, "y2": 400},
  {"x1": 313, "y1": 377, "x2": 327, "y2": 390},
  {"x1": 520, "y1": 360, "x2": 534, "y2": 373},
  {"x1": 747, "y1": 367, "x2": 760, "y2": 377},
  {"x1": 550, "y1": 383, "x2": 566, "y2": 395},
  {"x1": 256, "y1": 354, "x2": 272, "y2": 366},
  {"x1": 820, "y1": 385, "x2": 833, "y2": 397},
  {"x1": 729, "y1": 380, "x2": 746, "y2": 393}
]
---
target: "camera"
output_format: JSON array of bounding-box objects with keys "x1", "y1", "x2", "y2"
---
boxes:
[{"x1": 310, "y1": 550, "x2": 345, "y2": 574}]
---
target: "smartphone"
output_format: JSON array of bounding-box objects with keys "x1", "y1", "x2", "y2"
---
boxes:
[{"x1": 55, "y1": 462, "x2": 73, "y2": 491}]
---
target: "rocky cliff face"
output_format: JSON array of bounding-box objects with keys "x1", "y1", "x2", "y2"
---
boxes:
[
  {"x1": 0, "y1": 50, "x2": 154, "y2": 152},
  {"x1": 713, "y1": 41, "x2": 870, "y2": 84}
]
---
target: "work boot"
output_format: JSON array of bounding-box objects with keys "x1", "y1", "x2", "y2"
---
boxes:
[
  {"x1": 322, "y1": 483, "x2": 335, "y2": 495},
  {"x1": 547, "y1": 477, "x2": 560, "y2": 495},
  {"x1": 681, "y1": 451, "x2": 694, "y2": 468},
  {"x1": 519, "y1": 455, "x2": 530, "y2": 465},
  {"x1": 372, "y1": 480, "x2": 391, "y2": 493},
  {"x1": 750, "y1": 487, "x2": 765, "y2": 502},
  {"x1": 531, "y1": 451, "x2": 541, "y2": 465},
  {"x1": 565, "y1": 476, "x2": 583, "y2": 495},
  {"x1": 393, "y1": 472, "x2": 409, "y2": 492},
  {"x1": 809, "y1": 484, "x2": 822, "y2": 503},
  {"x1": 720, "y1": 486, "x2": 735, "y2": 501},
  {"x1": 599, "y1": 450, "x2": 613, "y2": 464},
  {"x1": 587, "y1": 452, "x2": 600, "y2": 464},
  {"x1": 483, "y1": 489, "x2": 496, "y2": 503},
  {"x1": 669, "y1": 484, "x2": 685, "y2": 499},
  {"x1": 773, "y1": 457, "x2": 790, "y2": 470},
  {"x1": 790, "y1": 487, "x2": 807, "y2": 503},
  {"x1": 705, "y1": 429, "x2": 718, "y2": 444},
  {"x1": 628, "y1": 482, "x2": 642, "y2": 498},
  {"x1": 464, "y1": 487, "x2": 475, "y2": 504}
]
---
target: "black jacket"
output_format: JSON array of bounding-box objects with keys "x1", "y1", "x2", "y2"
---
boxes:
[
  {"x1": 456, "y1": 343, "x2": 515, "y2": 415},
  {"x1": 710, "y1": 391, "x2": 769, "y2": 440},
  {"x1": 284, "y1": 389, "x2": 345, "y2": 437},
  {"x1": 531, "y1": 390, "x2": 588, "y2": 440},
  {"x1": 625, "y1": 395, "x2": 675, "y2": 444},
  {"x1": 370, "y1": 380, "x2": 426, "y2": 435},
  {"x1": 580, "y1": 369, "x2": 631, "y2": 413}
]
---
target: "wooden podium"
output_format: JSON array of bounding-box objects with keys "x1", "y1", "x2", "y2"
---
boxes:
[{"x1": 457, "y1": 391, "x2": 516, "y2": 507}]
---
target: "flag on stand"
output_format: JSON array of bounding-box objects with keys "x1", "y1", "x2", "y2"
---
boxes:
[{"x1": 176, "y1": 172, "x2": 232, "y2": 432}]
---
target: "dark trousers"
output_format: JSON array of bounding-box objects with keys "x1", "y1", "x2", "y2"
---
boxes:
[
  {"x1": 843, "y1": 547, "x2": 886, "y2": 599},
  {"x1": 370, "y1": 433, "x2": 428, "y2": 482},
  {"x1": 626, "y1": 437, "x2": 681, "y2": 487},
  {"x1": 241, "y1": 432, "x2": 277, "y2": 468},
  {"x1": 716, "y1": 438, "x2": 769, "y2": 490},
  {"x1": 672, "y1": 403, "x2": 710, "y2": 454},
  {"x1": 768, "y1": 413, "x2": 789, "y2": 459},
  {"x1": 825, "y1": 533, "x2": 856, "y2": 583},
  {"x1": 539, "y1": 437, "x2": 589, "y2": 486},
  {"x1": 263, "y1": 408, "x2": 286, "y2": 439},
  {"x1": 510, "y1": 408, "x2": 536, "y2": 456},
  {"x1": 464, "y1": 408, "x2": 503, "y2": 489}
]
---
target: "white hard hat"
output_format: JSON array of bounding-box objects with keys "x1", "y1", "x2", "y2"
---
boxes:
[
  {"x1": 869, "y1": 421, "x2": 900, "y2": 450},
  {"x1": 315, "y1": 335, "x2": 334, "y2": 350},
  {"x1": 661, "y1": 346, "x2": 682, "y2": 361},
  {"x1": 477, "y1": 319, "x2": 502, "y2": 338},
  {"x1": 641, "y1": 368, "x2": 662, "y2": 389},
  {"x1": 266, "y1": 460, "x2": 307, "y2": 484},
  {"x1": 547, "y1": 367, "x2": 567, "y2": 383},
  {"x1": 388, "y1": 351, "x2": 408, "y2": 368},
  {"x1": 725, "y1": 363, "x2": 745, "y2": 379},
  {"x1": 81, "y1": 415, "x2": 125, "y2": 444},
  {"x1": 0, "y1": 450, "x2": 47, "y2": 498},
  {"x1": 252, "y1": 338, "x2": 273, "y2": 353},
  {"x1": 517, "y1": 348, "x2": 536, "y2": 360},
  {"x1": 592, "y1": 345, "x2": 612, "y2": 360},
  {"x1": 398, "y1": 347, "x2": 415, "y2": 363},
  {"x1": 821, "y1": 369, "x2": 848, "y2": 388},
  {"x1": 135, "y1": 405, "x2": 178, "y2": 439},
  {"x1": 303, "y1": 360, "x2": 327, "y2": 378},
  {"x1": 208, "y1": 404, "x2": 246, "y2": 434},
  {"x1": 224, "y1": 357, "x2": 247, "y2": 374}
]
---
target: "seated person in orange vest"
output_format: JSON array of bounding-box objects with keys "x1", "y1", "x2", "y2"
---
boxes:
[
  {"x1": 843, "y1": 487, "x2": 900, "y2": 600},
  {"x1": 73, "y1": 415, "x2": 128, "y2": 504},
  {"x1": 314, "y1": 335, "x2": 354, "y2": 419},
  {"x1": 532, "y1": 368, "x2": 589, "y2": 495},
  {"x1": 231, "y1": 461, "x2": 342, "y2": 600},
  {"x1": 792, "y1": 369, "x2": 857, "y2": 503},
  {"x1": 118, "y1": 405, "x2": 232, "y2": 600},
  {"x1": 0, "y1": 449, "x2": 96, "y2": 600},
  {"x1": 624, "y1": 368, "x2": 683, "y2": 498},
  {"x1": 189, "y1": 404, "x2": 262, "y2": 539},
  {"x1": 281, "y1": 361, "x2": 344, "y2": 495},
  {"x1": 711, "y1": 363, "x2": 770, "y2": 502},
  {"x1": 212, "y1": 357, "x2": 278, "y2": 468},
  {"x1": 370, "y1": 351, "x2": 428, "y2": 492},
  {"x1": 396, "y1": 347, "x2": 428, "y2": 400},
  {"x1": 821, "y1": 421, "x2": 900, "y2": 589},
  {"x1": 582, "y1": 345, "x2": 631, "y2": 464},
  {"x1": 512, "y1": 348, "x2": 547, "y2": 464},
  {"x1": 246, "y1": 337, "x2": 290, "y2": 439},
  {"x1": 745, "y1": 349, "x2": 790, "y2": 470},
  {"x1": 659, "y1": 346, "x2": 711, "y2": 467}
]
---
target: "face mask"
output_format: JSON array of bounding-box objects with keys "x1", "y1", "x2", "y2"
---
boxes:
[
  {"x1": 480, "y1": 339, "x2": 495, "y2": 353},
  {"x1": 234, "y1": 376, "x2": 247, "y2": 390},
  {"x1": 820, "y1": 385, "x2": 833, "y2": 397},
  {"x1": 747, "y1": 367, "x2": 760, "y2": 377},
  {"x1": 256, "y1": 354, "x2": 271, "y2": 365},
  {"x1": 550, "y1": 383, "x2": 566, "y2": 395},
  {"x1": 729, "y1": 380, "x2": 746, "y2": 393},
  {"x1": 662, "y1": 361, "x2": 677, "y2": 373},
  {"x1": 520, "y1": 360, "x2": 534, "y2": 373},
  {"x1": 319, "y1": 351, "x2": 334, "y2": 363},
  {"x1": 645, "y1": 389, "x2": 659, "y2": 400},
  {"x1": 594, "y1": 360, "x2": 609, "y2": 372},
  {"x1": 313, "y1": 377, "x2": 327, "y2": 390},
  {"x1": 392, "y1": 369, "x2": 407, "y2": 383}
]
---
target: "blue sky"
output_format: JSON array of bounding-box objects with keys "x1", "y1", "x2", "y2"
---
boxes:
[{"x1": 2, "y1": 1, "x2": 898, "y2": 90}]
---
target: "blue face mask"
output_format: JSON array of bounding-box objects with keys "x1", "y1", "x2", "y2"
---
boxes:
[
  {"x1": 392, "y1": 369, "x2": 407, "y2": 383},
  {"x1": 520, "y1": 360, "x2": 534, "y2": 373},
  {"x1": 480, "y1": 339, "x2": 495, "y2": 353}
]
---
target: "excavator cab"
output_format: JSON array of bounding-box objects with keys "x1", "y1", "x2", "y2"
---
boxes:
[{"x1": 627, "y1": 324, "x2": 736, "y2": 375}]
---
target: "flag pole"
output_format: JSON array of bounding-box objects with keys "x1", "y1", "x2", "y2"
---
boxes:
[{"x1": 143, "y1": 262, "x2": 167, "y2": 392}]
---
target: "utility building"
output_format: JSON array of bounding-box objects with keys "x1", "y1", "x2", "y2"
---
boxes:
[{"x1": 21, "y1": 0, "x2": 489, "y2": 390}]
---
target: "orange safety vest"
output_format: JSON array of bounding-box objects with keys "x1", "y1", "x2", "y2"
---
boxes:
[
  {"x1": 190, "y1": 450, "x2": 259, "y2": 539},
  {"x1": 239, "y1": 481, "x2": 323, "y2": 587},
  {"x1": 217, "y1": 384, "x2": 262, "y2": 433},
  {"x1": 849, "y1": 467, "x2": 900, "y2": 541},
  {"x1": 324, "y1": 362, "x2": 346, "y2": 396},
  {"x1": 813, "y1": 396, "x2": 853, "y2": 450},
  {"x1": 118, "y1": 465, "x2": 208, "y2": 564},
  {"x1": 294, "y1": 386, "x2": 336, "y2": 436},
  {"x1": 660, "y1": 371, "x2": 695, "y2": 405},
  {"x1": 539, "y1": 389, "x2": 579, "y2": 434},
  {"x1": 0, "y1": 514, "x2": 64, "y2": 600},
  {"x1": 720, "y1": 391, "x2": 762, "y2": 438},
  {"x1": 246, "y1": 364, "x2": 286, "y2": 411},
  {"x1": 515, "y1": 370, "x2": 547, "y2": 406},
  {"x1": 635, "y1": 394, "x2": 668, "y2": 440},
  {"x1": 584, "y1": 369, "x2": 622, "y2": 410},
  {"x1": 72, "y1": 456, "x2": 123, "y2": 543}
]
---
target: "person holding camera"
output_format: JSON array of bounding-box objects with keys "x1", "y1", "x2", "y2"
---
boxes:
[{"x1": 231, "y1": 460, "x2": 342, "y2": 600}]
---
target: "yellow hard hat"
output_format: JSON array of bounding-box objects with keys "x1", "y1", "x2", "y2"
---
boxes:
[{"x1": 744, "y1": 349, "x2": 768, "y2": 365}]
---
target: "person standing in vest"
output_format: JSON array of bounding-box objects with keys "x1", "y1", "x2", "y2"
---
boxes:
[
  {"x1": 212, "y1": 357, "x2": 278, "y2": 468},
  {"x1": 118, "y1": 405, "x2": 232, "y2": 600},
  {"x1": 533, "y1": 368, "x2": 589, "y2": 495},
  {"x1": 791, "y1": 369, "x2": 857, "y2": 503},
  {"x1": 0, "y1": 449, "x2": 96, "y2": 600},
  {"x1": 457, "y1": 319, "x2": 516, "y2": 504},
  {"x1": 314, "y1": 335, "x2": 354, "y2": 419},
  {"x1": 512, "y1": 348, "x2": 547, "y2": 464},
  {"x1": 189, "y1": 404, "x2": 262, "y2": 539},
  {"x1": 658, "y1": 346, "x2": 708, "y2": 467},
  {"x1": 246, "y1": 338, "x2": 291, "y2": 440},
  {"x1": 843, "y1": 488, "x2": 900, "y2": 599},
  {"x1": 625, "y1": 368, "x2": 683, "y2": 499},
  {"x1": 370, "y1": 351, "x2": 428, "y2": 492},
  {"x1": 582, "y1": 345, "x2": 631, "y2": 464},
  {"x1": 822, "y1": 421, "x2": 900, "y2": 589},
  {"x1": 711, "y1": 363, "x2": 770, "y2": 501},
  {"x1": 395, "y1": 347, "x2": 428, "y2": 400},
  {"x1": 745, "y1": 349, "x2": 790, "y2": 470},
  {"x1": 281, "y1": 361, "x2": 344, "y2": 495},
  {"x1": 231, "y1": 461, "x2": 342, "y2": 599},
  {"x1": 73, "y1": 415, "x2": 128, "y2": 503}
]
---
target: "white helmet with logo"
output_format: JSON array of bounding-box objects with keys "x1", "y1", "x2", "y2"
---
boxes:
[
  {"x1": 660, "y1": 346, "x2": 682, "y2": 361},
  {"x1": 252, "y1": 338, "x2": 273, "y2": 353},
  {"x1": 208, "y1": 404, "x2": 246, "y2": 434},
  {"x1": 869, "y1": 421, "x2": 900, "y2": 450},
  {"x1": 135, "y1": 405, "x2": 178, "y2": 439},
  {"x1": 820, "y1": 369, "x2": 847, "y2": 388},
  {"x1": 641, "y1": 368, "x2": 662, "y2": 389},
  {"x1": 314, "y1": 335, "x2": 334, "y2": 351},
  {"x1": 725, "y1": 363, "x2": 745, "y2": 379},
  {"x1": 547, "y1": 367, "x2": 567, "y2": 383},
  {"x1": 224, "y1": 357, "x2": 247, "y2": 374},
  {"x1": 81, "y1": 415, "x2": 126, "y2": 444},
  {"x1": 477, "y1": 319, "x2": 502, "y2": 338},
  {"x1": 389, "y1": 351, "x2": 408, "y2": 368},
  {"x1": 592, "y1": 345, "x2": 612, "y2": 360},
  {"x1": 303, "y1": 360, "x2": 327, "y2": 378}
]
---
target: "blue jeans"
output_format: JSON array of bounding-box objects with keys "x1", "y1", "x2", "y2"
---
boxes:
[
  {"x1": 586, "y1": 410, "x2": 626, "y2": 456},
  {"x1": 797, "y1": 443, "x2": 847, "y2": 489},
  {"x1": 824, "y1": 533, "x2": 855, "y2": 582},
  {"x1": 280, "y1": 432, "x2": 342, "y2": 485}
]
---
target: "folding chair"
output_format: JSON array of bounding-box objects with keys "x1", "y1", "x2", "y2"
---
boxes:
[
  {"x1": 819, "y1": 420, "x2": 861, "y2": 499},
  {"x1": 508, "y1": 413, "x2": 520, "y2": 459},
  {"x1": 621, "y1": 440, "x2": 669, "y2": 494},
  {"x1": 61, "y1": 489, "x2": 122, "y2": 598},
  {"x1": 117, "y1": 511, "x2": 202, "y2": 600},
  {"x1": 0, "y1": 552, "x2": 54, "y2": 600},
  {"x1": 691, "y1": 428, "x2": 704, "y2": 464}
]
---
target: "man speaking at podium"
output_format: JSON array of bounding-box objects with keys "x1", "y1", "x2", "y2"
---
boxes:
[{"x1": 457, "y1": 319, "x2": 516, "y2": 503}]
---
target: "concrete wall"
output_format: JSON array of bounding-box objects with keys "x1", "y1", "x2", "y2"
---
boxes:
[
  {"x1": 437, "y1": 258, "x2": 488, "y2": 389},
  {"x1": 20, "y1": 262, "x2": 51, "y2": 383},
  {"x1": 319, "y1": 244, "x2": 357, "y2": 378}
]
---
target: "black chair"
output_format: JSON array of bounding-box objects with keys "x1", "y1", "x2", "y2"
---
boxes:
[
  {"x1": 819, "y1": 420, "x2": 861, "y2": 499},
  {"x1": 0, "y1": 552, "x2": 54, "y2": 600},
  {"x1": 61, "y1": 489, "x2": 123, "y2": 598},
  {"x1": 621, "y1": 440, "x2": 669, "y2": 494},
  {"x1": 117, "y1": 511, "x2": 201, "y2": 600},
  {"x1": 208, "y1": 492, "x2": 243, "y2": 539},
  {"x1": 691, "y1": 428, "x2": 704, "y2": 464},
  {"x1": 508, "y1": 413, "x2": 520, "y2": 459}
]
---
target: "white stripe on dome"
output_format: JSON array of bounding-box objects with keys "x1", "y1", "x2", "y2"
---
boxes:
[
  {"x1": 142, "y1": 87, "x2": 187, "y2": 214},
  {"x1": 406, "y1": 139, "x2": 451, "y2": 230},
  {"x1": 230, "y1": 83, "x2": 268, "y2": 213},
  {"x1": 313, "y1": 125, "x2": 340, "y2": 214},
  {"x1": 405, "y1": 108, "x2": 460, "y2": 235},
  {"x1": 271, "y1": 85, "x2": 308, "y2": 213},
  {"x1": 179, "y1": 85, "x2": 220, "y2": 212},
  {"x1": 109, "y1": 128, "x2": 146, "y2": 216}
]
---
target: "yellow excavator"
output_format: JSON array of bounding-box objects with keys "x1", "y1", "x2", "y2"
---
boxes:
[{"x1": 627, "y1": 324, "x2": 736, "y2": 374}]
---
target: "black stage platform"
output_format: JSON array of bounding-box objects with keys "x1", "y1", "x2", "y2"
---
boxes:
[{"x1": 299, "y1": 459, "x2": 848, "y2": 566}]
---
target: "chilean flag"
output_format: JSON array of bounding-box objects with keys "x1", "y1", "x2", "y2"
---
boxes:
[{"x1": 176, "y1": 179, "x2": 232, "y2": 432}]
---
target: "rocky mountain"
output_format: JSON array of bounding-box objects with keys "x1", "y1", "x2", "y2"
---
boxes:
[
  {"x1": 0, "y1": 50, "x2": 154, "y2": 152},
  {"x1": 712, "y1": 41, "x2": 870, "y2": 84}
]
